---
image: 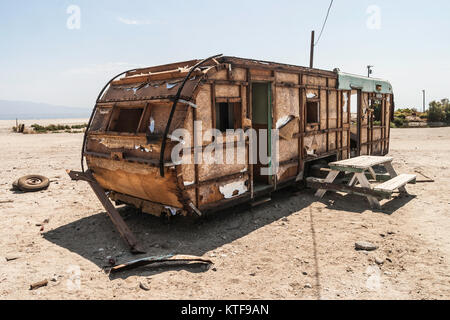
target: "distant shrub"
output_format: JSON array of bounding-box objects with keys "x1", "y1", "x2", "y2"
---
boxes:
[
  {"x1": 393, "y1": 118, "x2": 405, "y2": 128},
  {"x1": 30, "y1": 123, "x2": 88, "y2": 133},
  {"x1": 427, "y1": 99, "x2": 449, "y2": 123},
  {"x1": 70, "y1": 124, "x2": 88, "y2": 129}
]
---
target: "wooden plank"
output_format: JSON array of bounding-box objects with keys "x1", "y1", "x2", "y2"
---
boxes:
[
  {"x1": 193, "y1": 105, "x2": 200, "y2": 207},
  {"x1": 67, "y1": 170, "x2": 145, "y2": 254},
  {"x1": 325, "y1": 84, "x2": 329, "y2": 153},
  {"x1": 374, "y1": 174, "x2": 416, "y2": 193},
  {"x1": 211, "y1": 83, "x2": 216, "y2": 130},
  {"x1": 136, "y1": 103, "x2": 149, "y2": 133},
  {"x1": 298, "y1": 74, "x2": 305, "y2": 177},
  {"x1": 126, "y1": 59, "x2": 200, "y2": 77},
  {"x1": 226, "y1": 60, "x2": 337, "y2": 78},
  {"x1": 338, "y1": 91, "x2": 342, "y2": 158},
  {"x1": 294, "y1": 127, "x2": 348, "y2": 138},
  {"x1": 205, "y1": 79, "x2": 248, "y2": 86},
  {"x1": 271, "y1": 80, "x2": 277, "y2": 189},
  {"x1": 368, "y1": 167, "x2": 377, "y2": 180},
  {"x1": 315, "y1": 170, "x2": 340, "y2": 198},
  {"x1": 307, "y1": 178, "x2": 391, "y2": 200},
  {"x1": 347, "y1": 91, "x2": 351, "y2": 158},
  {"x1": 330, "y1": 156, "x2": 394, "y2": 171},
  {"x1": 113, "y1": 69, "x2": 204, "y2": 85},
  {"x1": 355, "y1": 173, "x2": 381, "y2": 209},
  {"x1": 215, "y1": 97, "x2": 242, "y2": 103},
  {"x1": 357, "y1": 90, "x2": 362, "y2": 156},
  {"x1": 247, "y1": 69, "x2": 254, "y2": 199}
]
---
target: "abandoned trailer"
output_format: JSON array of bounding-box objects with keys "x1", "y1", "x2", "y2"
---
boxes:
[{"x1": 68, "y1": 55, "x2": 395, "y2": 252}]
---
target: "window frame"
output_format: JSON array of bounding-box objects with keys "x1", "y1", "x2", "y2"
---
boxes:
[
  {"x1": 305, "y1": 98, "x2": 320, "y2": 126},
  {"x1": 105, "y1": 104, "x2": 150, "y2": 135},
  {"x1": 369, "y1": 97, "x2": 384, "y2": 128},
  {"x1": 214, "y1": 98, "x2": 243, "y2": 134}
]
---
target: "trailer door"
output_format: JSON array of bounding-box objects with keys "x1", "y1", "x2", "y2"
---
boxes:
[{"x1": 251, "y1": 82, "x2": 273, "y2": 187}]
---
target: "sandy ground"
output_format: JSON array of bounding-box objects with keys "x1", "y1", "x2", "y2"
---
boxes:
[{"x1": 0, "y1": 119, "x2": 449, "y2": 300}]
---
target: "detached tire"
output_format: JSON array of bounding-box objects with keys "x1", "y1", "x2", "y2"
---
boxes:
[{"x1": 17, "y1": 175, "x2": 50, "y2": 192}]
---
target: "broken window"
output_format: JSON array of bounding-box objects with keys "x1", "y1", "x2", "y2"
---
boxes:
[
  {"x1": 91, "y1": 107, "x2": 112, "y2": 132},
  {"x1": 108, "y1": 107, "x2": 144, "y2": 133},
  {"x1": 371, "y1": 99, "x2": 382, "y2": 125},
  {"x1": 350, "y1": 92, "x2": 358, "y2": 114},
  {"x1": 215, "y1": 102, "x2": 242, "y2": 132},
  {"x1": 343, "y1": 92, "x2": 349, "y2": 114},
  {"x1": 306, "y1": 101, "x2": 320, "y2": 124}
]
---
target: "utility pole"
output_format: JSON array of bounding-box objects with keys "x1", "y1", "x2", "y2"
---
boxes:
[
  {"x1": 367, "y1": 65, "x2": 373, "y2": 78},
  {"x1": 310, "y1": 30, "x2": 315, "y2": 69},
  {"x1": 422, "y1": 90, "x2": 426, "y2": 113}
]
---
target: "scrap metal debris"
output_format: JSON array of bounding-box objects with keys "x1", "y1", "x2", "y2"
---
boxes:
[
  {"x1": 29, "y1": 280, "x2": 48, "y2": 290},
  {"x1": 139, "y1": 281, "x2": 150, "y2": 291},
  {"x1": 5, "y1": 256, "x2": 19, "y2": 262},
  {"x1": 110, "y1": 254, "x2": 213, "y2": 274},
  {"x1": 355, "y1": 241, "x2": 378, "y2": 251},
  {"x1": 414, "y1": 170, "x2": 435, "y2": 183},
  {"x1": 35, "y1": 219, "x2": 50, "y2": 227}
]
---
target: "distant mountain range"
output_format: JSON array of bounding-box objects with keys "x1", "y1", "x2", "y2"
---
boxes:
[{"x1": 0, "y1": 100, "x2": 91, "y2": 120}]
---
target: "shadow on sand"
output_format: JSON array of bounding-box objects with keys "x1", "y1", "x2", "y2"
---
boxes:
[
  {"x1": 317, "y1": 192, "x2": 417, "y2": 215},
  {"x1": 43, "y1": 186, "x2": 414, "y2": 284},
  {"x1": 44, "y1": 186, "x2": 314, "y2": 278}
]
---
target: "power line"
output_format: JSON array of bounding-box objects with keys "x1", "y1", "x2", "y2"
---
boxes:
[{"x1": 314, "y1": 0, "x2": 334, "y2": 47}]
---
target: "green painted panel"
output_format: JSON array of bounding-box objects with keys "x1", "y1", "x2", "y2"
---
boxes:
[{"x1": 338, "y1": 72, "x2": 393, "y2": 94}]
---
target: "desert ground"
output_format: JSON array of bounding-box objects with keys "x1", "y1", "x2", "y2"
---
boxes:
[{"x1": 0, "y1": 119, "x2": 449, "y2": 300}]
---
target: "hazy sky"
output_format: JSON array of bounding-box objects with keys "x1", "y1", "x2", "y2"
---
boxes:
[{"x1": 0, "y1": 0, "x2": 448, "y2": 109}]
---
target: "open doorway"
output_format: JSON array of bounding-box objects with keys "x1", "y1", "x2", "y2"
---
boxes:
[
  {"x1": 350, "y1": 89, "x2": 362, "y2": 156},
  {"x1": 251, "y1": 83, "x2": 273, "y2": 187}
]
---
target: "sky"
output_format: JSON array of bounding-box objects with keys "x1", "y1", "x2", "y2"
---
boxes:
[{"x1": 0, "y1": 0, "x2": 449, "y2": 110}]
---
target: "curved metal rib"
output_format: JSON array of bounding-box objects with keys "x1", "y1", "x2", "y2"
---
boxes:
[
  {"x1": 81, "y1": 68, "x2": 139, "y2": 172},
  {"x1": 158, "y1": 54, "x2": 223, "y2": 177}
]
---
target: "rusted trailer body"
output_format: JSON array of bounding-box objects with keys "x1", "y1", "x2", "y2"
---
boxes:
[{"x1": 82, "y1": 56, "x2": 394, "y2": 218}]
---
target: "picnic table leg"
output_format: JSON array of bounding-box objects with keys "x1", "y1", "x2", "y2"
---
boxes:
[
  {"x1": 368, "y1": 167, "x2": 377, "y2": 180},
  {"x1": 384, "y1": 162, "x2": 408, "y2": 194},
  {"x1": 315, "y1": 170, "x2": 340, "y2": 198},
  {"x1": 348, "y1": 174, "x2": 357, "y2": 187},
  {"x1": 355, "y1": 173, "x2": 381, "y2": 209}
]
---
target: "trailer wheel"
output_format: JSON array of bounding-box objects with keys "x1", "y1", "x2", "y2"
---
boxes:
[{"x1": 17, "y1": 175, "x2": 50, "y2": 192}]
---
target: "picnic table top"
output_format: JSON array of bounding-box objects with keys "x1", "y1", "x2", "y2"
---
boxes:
[{"x1": 329, "y1": 156, "x2": 394, "y2": 171}]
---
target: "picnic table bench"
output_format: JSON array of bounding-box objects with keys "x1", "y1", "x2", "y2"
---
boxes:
[{"x1": 307, "y1": 156, "x2": 416, "y2": 209}]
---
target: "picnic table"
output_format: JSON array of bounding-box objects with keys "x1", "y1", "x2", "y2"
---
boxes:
[{"x1": 308, "y1": 156, "x2": 416, "y2": 209}]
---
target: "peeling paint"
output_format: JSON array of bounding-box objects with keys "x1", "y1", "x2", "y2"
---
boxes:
[
  {"x1": 168, "y1": 134, "x2": 186, "y2": 145},
  {"x1": 126, "y1": 87, "x2": 139, "y2": 95},
  {"x1": 149, "y1": 117, "x2": 155, "y2": 133},
  {"x1": 219, "y1": 180, "x2": 248, "y2": 199},
  {"x1": 183, "y1": 180, "x2": 195, "y2": 187},
  {"x1": 178, "y1": 99, "x2": 198, "y2": 109},
  {"x1": 134, "y1": 145, "x2": 152, "y2": 153},
  {"x1": 307, "y1": 92, "x2": 317, "y2": 99},
  {"x1": 306, "y1": 148, "x2": 317, "y2": 157},
  {"x1": 343, "y1": 92, "x2": 349, "y2": 112},
  {"x1": 164, "y1": 206, "x2": 178, "y2": 216},
  {"x1": 276, "y1": 115, "x2": 294, "y2": 129}
]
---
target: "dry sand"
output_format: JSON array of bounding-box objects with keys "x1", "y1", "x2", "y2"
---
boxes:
[{"x1": 0, "y1": 119, "x2": 449, "y2": 300}]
